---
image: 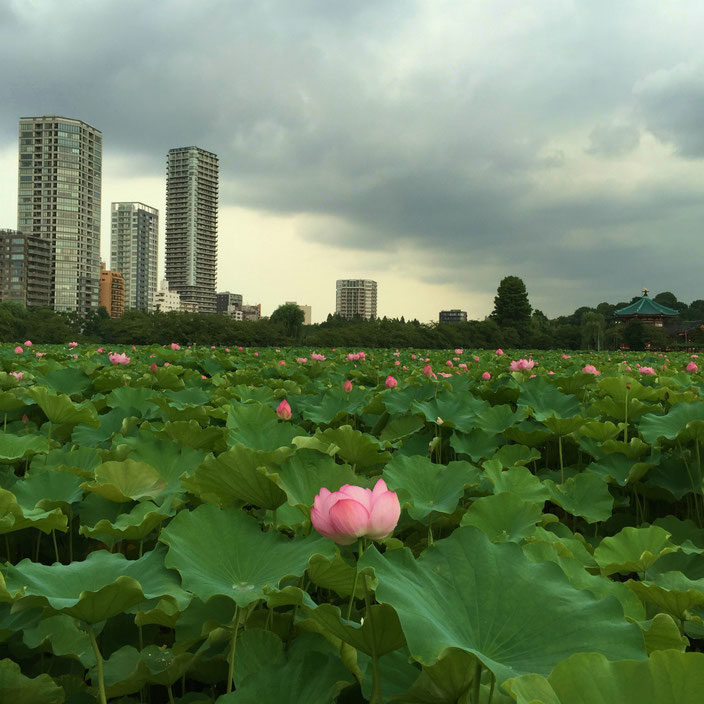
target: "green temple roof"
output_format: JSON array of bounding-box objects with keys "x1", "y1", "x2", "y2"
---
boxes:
[{"x1": 615, "y1": 291, "x2": 679, "y2": 317}]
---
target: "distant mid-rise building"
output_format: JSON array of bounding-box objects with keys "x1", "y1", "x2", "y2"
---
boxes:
[
  {"x1": 154, "y1": 279, "x2": 181, "y2": 313},
  {"x1": 0, "y1": 229, "x2": 51, "y2": 307},
  {"x1": 98, "y1": 262, "x2": 124, "y2": 318},
  {"x1": 180, "y1": 300, "x2": 199, "y2": 313},
  {"x1": 336, "y1": 279, "x2": 377, "y2": 320},
  {"x1": 240, "y1": 304, "x2": 261, "y2": 321},
  {"x1": 165, "y1": 146, "x2": 218, "y2": 313},
  {"x1": 439, "y1": 309, "x2": 468, "y2": 323},
  {"x1": 17, "y1": 115, "x2": 102, "y2": 314},
  {"x1": 286, "y1": 301, "x2": 312, "y2": 325},
  {"x1": 110, "y1": 202, "x2": 158, "y2": 311},
  {"x1": 216, "y1": 291, "x2": 243, "y2": 314}
]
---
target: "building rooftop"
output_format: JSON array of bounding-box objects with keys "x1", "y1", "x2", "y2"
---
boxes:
[{"x1": 615, "y1": 289, "x2": 679, "y2": 317}]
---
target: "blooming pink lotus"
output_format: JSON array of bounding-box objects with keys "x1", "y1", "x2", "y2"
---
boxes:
[
  {"x1": 11, "y1": 372, "x2": 23, "y2": 380},
  {"x1": 473, "y1": 356, "x2": 480, "y2": 362},
  {"x1": 455, "y1": 348, "x2": 463, "y2": 355},
  {"x1": 278, "y1": 360, "x2": 286, "y2": 366},
  {"x1": 385, "y1": 376, "x2": 398, "y2": 389},
  {"x1": 311, "y1": 478, "x2": 401, "y2": 545},
  {"x1": 639, "y1": 366, "x2": 656, "y2": 375},
  {"x1": 276, "y1": 399, "x2": 292, "y2": 421},
  {"x1": 343, "y1": 380, "x2": 353, "y2": 392},
  {"x1": 446, "y1": 360, "x2": 453, "y2": 367},
  {"x1": 296, "y1": 357, "x2": 308, "y2": 364},
  {"x1": 97, "y1": 348, "x2": 104, "y2": 353},
  {"x1": 68, "y1": 342, "x2": 78, "y2": 348},
  {"x1": 482, "y1": 371, "x2": 491, "y2": 380},
  {"x1": 311, "y1": 353, "x2": 326, "y2": 361},
  {"x1": 170, "y1": 343, "x2": 180, "y2": 350},
  {"x1": 109, "y1": 352, "x2": 130, "y2": 365},
  {"x1": 687, "y1": 361, "x2": 698, "y2": 372},
  {"x1": 150, "y1": 362, "x2": 158, "y2": 373},
  {"x1": 23, "y1": 340, "x2": 32, "y2": 347},
  {"x1": 496, "y1": 349, "x2": 504, "y2": 356},
  {"x1": 13, "y1": 346, "x2": 23, "y2": 354},
  {"x1": 582, "y1": 364, "x2": 600, "y2": 376},
  {"x1": 509, "y1": 359, "x2": 535, "y2": 371}
]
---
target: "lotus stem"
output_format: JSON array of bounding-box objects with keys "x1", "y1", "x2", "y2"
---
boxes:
[
  {"x1": 51, "y1": 530, "x2": 60, "y2": 564},
  {"x1": 487, "y1": 670, "x2": 496, "y2": 704},
  {"x1": 623, "y1": 387, "x2": 629, "y2": 444},
  {"x1": 364, "y1": 578, "x2": 382, "y2": 704},
  {"x1": 558, "y1": 435, "x2": 564, "y2": 484},
  {"x1": 346, "y1": 538, "x2": 364, "y2": 620},
  {"x1": 87, "y1": 624, "x2": 107, "y2": 704},
  {"x1": 472, "y1": 659, "x2": 482, "y2": 704},
  {"x1": 226, "y1": 605, "x2": 240, "y2": 694},
  {"x1": 167, "y1": 683, "x2": 175, "y2": 704}
]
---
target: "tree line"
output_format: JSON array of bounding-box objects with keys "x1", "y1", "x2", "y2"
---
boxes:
[{"x1": 0, "y1": 277, "x2": 702, "y2": 350}]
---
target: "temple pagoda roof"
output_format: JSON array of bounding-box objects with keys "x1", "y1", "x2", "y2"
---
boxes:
[{"x1": 615, "y1": 289, "x2": 679, "y2": 317}]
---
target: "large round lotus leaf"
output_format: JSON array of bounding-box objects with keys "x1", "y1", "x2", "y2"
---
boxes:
[
  {"x1": 159, "y1": 504, "x2": 335, "y2": 606},
  {"x1": 578, "y1": 420, "x2": 626, "y2": 442},
  {"x1": 3, "y1": 545, "x2": 187, "y2": 623},
  {"x1": 493, "y1": 444, "x2": 541, "y2": 468},
  {"x1": 27, "y1": 386, "x2": 98, "y2": 427},
  {"x1": 23, "y1": 613, "x2": 96, "y2": 667},
  {"x1": 627, "y1": 571, "x2": 704, "y2": 620},
  {"x1": 183, "y1": 444, "x2": 287, "y2": 510},
  {"x1": 227, "y1": 402, "x2": 305, "y2": 451},
  {"x1": 639, "y1": 613, "x2": 689, "y2": 653},
  {"x1": 216, "y1": 650, "x2": 354, "y2": 704},
  {"x1": 105, "y1": 386, "x2": 159, "y2": 416},
  {"x1": 263, "y1": 449, "x2": 361, "y2": 513},
  {"x1": 544, "y1": 472, "x2": 614, "y2": 523},
  {"x1": 381, "y1": 384, "x2": 433, "y2": 414},
  {"x1": 79, "y1": 499, "x2": 173, "y2": 541},
  {"x1": 0, "y1": 389, "x2": 28, "y2": 412},
  {"x1": 295, "y1": 425, "x2": 392, "y2": 468},
  {"x1": 296, "y1": 387, "x2": 369, "y2": 425},
  {"x1": 0, "y1": 658, "x2": 64, "y2": 704},
  {"x1": 401, "y1": 648, "x2": 478, "y2": 704},
  {"x1": 481, "y1": 460, "x2": 550, "y2": 502},
  {"x1": 152, "y1": 419, "x2": 225, "y2": 451},
  {"x1": 234, "y1": 629, "x2": 285, "y2": 689},
  {"x1": 81, "y1": 460, "x2": 167, "y2": 503},
  {"x1": 461, "y1": 493, "x2": 544, "y2": 543},
  {"x1": 517, "y1": 377, "x2": 580, "y2": 420},
  {"x1": 360, "y1": 526, "x2": 646, "y2": 683},
  {"x1": 638, "y1": 401, "x2": 704, "y2": 444},
  {"x1": 594, "y1": 525, "x2": 677, "y2": 576},
  {"x1": 504, "y1": 650, "x2": 704, "y2": 704},
  {"x1": 306, "y1": 554, "x2": 365, "y2": 599},
  {"x1": 0, "y1": 487, "x2": 67, "y2": 535},
  {"x1": 383, "y1": 454, "x2": 476, "y2": 520},
  {"x1": 12, "y1": 470, "x2": 83, "y2": 511},
  {"x1": 585, "y1": 453, "x2": 652, "y2": 486},
  {"x1": 451, "y1": 429, "x2": 502, "y2": 462},
  {"x1": 542, "y1": 415, "x2": 585, "y2": 436},
  {"x1": 31, "y1": 445, "x2": 101, "y2": 477},
  {"x1": 0, "y1": 432, "x2": 50, "y2": 461},
  {"x1": 411, "y1": 393, "x2": 488, "y2": 432},
  {"x1": 379, "y1": 414, "x2": 426, "y2": 443}
]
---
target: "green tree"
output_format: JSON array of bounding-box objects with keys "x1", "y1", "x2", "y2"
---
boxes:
[
  {"x1": 269, "y1": 303, "x2": 305, "y2": 339},
  {"x1": 623, "y1": 319, "x2": 645, "y2": 351},
  {"x1": 581, "y1": 312, "x2": 606, "y2": 350},
  {"x1": 491, "y1": 276, "x2": 532, "y2": 331}
]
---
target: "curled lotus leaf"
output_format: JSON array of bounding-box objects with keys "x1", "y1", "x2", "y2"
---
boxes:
[
  {"x1": 594, "y1": 525, "x2": 677, "y2": 576},
  {"x1": 0, "y1": 658, "x2": 65, "y2": 704},
  {"x1": 81, "y1": 460, "x2": 168, "y2": 503}
]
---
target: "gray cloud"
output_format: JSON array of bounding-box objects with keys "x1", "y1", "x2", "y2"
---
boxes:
[{"x1": 585, "y1": 124, "x2": 640, "y2": 157}]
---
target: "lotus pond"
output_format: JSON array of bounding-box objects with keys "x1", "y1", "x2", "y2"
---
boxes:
[{"x1": 1, "y1": 343, "x2": 704, "y2": 703}]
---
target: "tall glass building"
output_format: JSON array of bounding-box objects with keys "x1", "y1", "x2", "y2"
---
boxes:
[
  {"x1": 165, "y1": 146, "x2": 218, "y2": 313},
  {"x1": 17, "y1": 116, "x2": 101, "y2": 314},
  {"x1": 110, "y1": 202, "x2": 158, "y2": 311}
]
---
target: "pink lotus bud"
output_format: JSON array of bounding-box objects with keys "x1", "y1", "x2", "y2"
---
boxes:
[
  {"x1": 385, "y1": 376, "x2": 398, "y2": 389},
  {"x1": 254, "y1": 352, "x2": 259, "y2": 357},
  {"x1": 211, "y1": 346, "x2": 216, "y2": 349},
  {"x1": 561, "y1": 354, "x2": 570, "y2": 359},
  {"x1": 276, "y1": 399, "x2": 292, "y2": 421},
  {"x1": 548, "y1": 370, "x2": 555, "y2": 375},
  {"x1": 582, "y1": 364, "x2": 600, "y2": 376},
  {"x1": 164, "y1": 362, "x2": 170, "y2": 367},
  {"x1": 170, "y1": 343, "x2": 180, "y2": 350},
  {"x1": 68, "y1": 342, "x2": 78, "y2": 348},
  {"x1": 24, "y1": 340, "x2": 32, "y2": 346},
  {"x1": 639, "y1": 366, "x2": 656, "y2": 375},
  {"x1": 14, "y1": 346, "x2": 23, "y2": 354},
  {"x1": 482, "y1": 371, "x2": 491, "y2": 380},
  {"x1": 72, "y1": 354, "x2": 78, "y2": 358},
  {"x1": 278, "y1": 360, "x2": 286, "y2": 366},
  {"x1": 687, "y1": 361, "x2": 698, "y2": 372},
  {"x1": 238, "y1": 346, "x2": 243, "y2": 351},
  {"x1": 496, "y1": 349, "x2": 504, "y2": 356},
  {"x1": 310, "y1": 478, "x2": 401, "y2": 545},
  {"x1": 202, "y1": 375, "x2": 207, "y2": 379},
  {"x1": 97, "y1": 347, "x2": 104, "y2": 353},
  {"x1": 455, "y1": 349, "x2": 463, "y2": 355},
  {"x1": 423, "y1": 364, "x2": 434, "y2": 378},
  {"x1": 150, "y1": 362, "x2": 158, "y2": 373},
  {"x1": 446, "y1": 360, "x2": 453, "y2": 367},
  {"x1": 411, "y1": 354, "x2": 417, "y2": 360},
  {"x1": 343, "y1": 380, "x2": 353, "y2": 392},
  {"x1": 131, "y1": 345, "x2": 136, "y2": 351},
  {"x1": 225, "y1": 348, "x2": 230, "y2": 352},
  {"x1": 474, "y1": 356, "x2": 480, "y2": 362},
  {"x1": 394, "y1": 360, "x2": 400, "y2": 366}
]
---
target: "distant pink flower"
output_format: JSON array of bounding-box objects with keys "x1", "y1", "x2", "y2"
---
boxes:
[
  {"x1": 109, "y1": 352, "x2": 130, "y2": 365},
  {"x1": 311, "y1": 353, "x2": 326, "y2": 361},
  {"x1": 68, "y1": 342, "x2": 78, "y2": 348},
  {"x1": 238, "y1": 346, "x2": 243, "y2": 351},
  {"x1": 422, "y1": 364, "x2": 435, "y2": 378},
  {"x1": 13, "y1": 346, "x2": 23, "y2": 354},
  {"x1": 96, "y1": 347, "x2": 104, "y2": 353},
  {"x1": 23, "y1": 340, "x2": 32, "y2": 346},
  {"x1": 150, "y1": 362, "x2": 158, "y2": 373},
  {"x1": 473, "y1": 356, "x2": 480, "y2": 362},
  {"x1": 35, "y1": 352, "x2": 45, "y2": 358},
  {"x1": 343, "y1": 380, "x2": 353, "y2": 392},
  {"x1": 164, "y1": 362, "x2": 170, "y2": 367},
  {"x1": 131, "y1": 345, "x2": 136, "y2": 351},
  {"x1": 296, "y1": 357, "x2": 308, "y2": 364},
  {"x1": 21, "y1": 414, "x2": 28, "y2": 424},
  {"x1": 548, "y1": 370, "x2": 555, "y2": 375},
  {"x1": 11, "y1": 372, "x2": 23, "y2": 380},
  {"x1": 455, "y1": 349, "x2": 463, "y2": 355},
  {"x1": 276, "y1": 399, "x2": 292, "y2": 420},
  {"x1": 72, "y1": 354, "x2": 78, "y2": 359},
  {"x1": 509, "y1": 359, "x2": 535, "y2": 371},
  {"x1": 687, "y1": 362, "x2": 698, "y2": 372},
  {"x1": 561, "y1": 354, "x2": 570, "y2": 359},
  {"x1": 639, "y1": 366, "x2": 656, "y2": 375},
  {"x1": 529, "y1": 374, "x2": 536, "y2": 378},
  {"x1": 278, "y1": 360, "x2": 286, "y2": 366},
  {"x1": 170, "y1": 343, "x2": 180, "y2": 350},
  {"x1": 446, "y1": 360, "x2": 453, "y2": 367},
  {"x1": 394, "y1": 360, "x2": 400, "y2": 366},
  {"x1": 496, "y1": 349, "x2": 504, "y2": 356},
  {"x1": 225, "y1": 348, "x2": 230, "y2": 352},
  {"x1": 254, "y1": 352, "x2": 259, "y2": 357},
  {"x1": 202, "y1": 375, "x2": 207, "y2": 379},
  {"x1": 276, "y1": 349, "x2": 280, "y2": 353},
  {"x1": 411, "y1": 354, "x2": 417, "y2": 360},
  {"x1": 692, "y1": 354, "x2": 698, "y2": 359},
  {"x1": 385, "y1": 376, "x2": 398, "y2": 389},
  {"x1": 459, "y1": 363, "x2": 467, "y2": 369},
  {"x1": 582, "y1": 364, "x2": 600, "y2": 376},
  {"x1": 393, "y1": 350, "x2": 400, "y2": 356},
  {"x1": 438, "y1": 372, "x2": 453, "y2": 378},
  {"x1": 211, "y1": 345, "x2": 216, "y2": 349}
]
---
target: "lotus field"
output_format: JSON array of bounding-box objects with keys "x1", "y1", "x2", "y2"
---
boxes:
[{"x1": 3, "y1": 343, "x2": 704, "y2": 703}]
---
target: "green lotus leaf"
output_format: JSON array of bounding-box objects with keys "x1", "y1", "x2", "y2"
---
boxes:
[
  {"x1": 411, "y1": 393, "x2": 489, "y2": 432},
  {"x1": 639, "y1": 401, "x2": 704, "y2": 444},
  {"x1": 360, "y1": 526, "x2": 646, "y2": 683},
  {"x1": 578, "y1": 420, "x2": 626, "y2": 442},
  {"x1": 263, "y1": 449, "x2": 360, "y2": 513},
  {"x1": 23, "y1": 614, "x2": 96, "y2": 667},
  {"x1": 0, "y1": 603, "x2": 42, "y2": 640},
  {"x1": 81, "y1": 460, "x2": 167, "y2": 503},
  {"x1": 644, "y1": 450, "x2": 701, "y2": 500},
  {"x1": 302, "y1": 602, "x2": 405, "y2": 657},
  {"x1": 0, "y1": 432, "x2": 50, "y2": 461},
  {"x1": 79, "y1": 499, "x2": 173, "y2": 541},
  {"x1": 627, "y1": 571, "x2": 704, "y2": 620},
  {"x1": 306, "y1": 553, "x2": 365, "y2": 599},
  {"x1": 12, "y1": 470, "x2": 83, "y2": 511},
  {"x1": 72, "y1": 407, "x2": 134, "y2": 447},
  {"x1": 652, "y1": 516, "x2": 704, "y2": 554},
  {"x1": 475, "y1": 404, "x2": 526, "y2": 435},
  {"x1": 493, "y1": 444, "x2": 541, "y2": 467},
  {"x1": 215, "y1": 650, "x2": 354, "y2": 704},
  {"x1": 234, "y1": 629, "x2": 285, "y2": 689},
  {"x1": 294, "y1": 425, "x2": 392, "y2": 469},
  {"x1": 398, "y1": 648, "x2": 478, "y2": 704},
  {"x1": 105, "y1": 386, "x2": 160, "y2": 416},
  {"x1": 381, "y1": 384, "x2": 434, "y2": 414},
  {"x1": 163, "y1": 386, "x2": 211, "y2": 409},
  {"x1": 42, "y1": 367, "x2": 92, "y2": 396},
  {"x1": 30, "y1": 445, "x2": 101, "y2": 477},
  {"x1": 184, "y1": 444, "x2": 287, "y2": 510},
  {"x1": 227, "y1": 402, "x2": 305, "y2": 451},
  {"x1": 383, "y1": 454, "x2": 477, "y2": 520},
  {"x1": 0, "y1": 658, "x2": 65, "y2": 704},
  {"x1": 517, "y1": 377, "x2": 580, "y2": 420},
  {"x1": 3, "y1": 545, "x2": 187, "y2": 623},
  {"x1": 379, "y1": 414, "x2": 426, "y2": 443},
  {"x1": 229, "y1": 384, "x2": 275, "y2": 404},
  {"x1": 481, "y1": 460, "x2": 550, "y2": 502},
  {"x1": 27, "y1": 386, "x2": 99, "y2": 427},
  {"x1": 159, "y1": 504, "x2": 335, "y2": 606},
  {"x1": 594, "y1": 525, "x2": 677, "y2": 576},
  {"x1": 0, "y1": 389, "x2": 28, "y2": 412},
  {"x1": 297, "y1": 387, "x2": 370, "y2": 424},
  {"x1": 591, "y1": 396, "x2": 653, "y2": 423},
  {"x1": 639, "y1": 613, "x2": 689, "y2": 653},
  {"x1": 504, "y1": 650, "x2": 704, "y2": 704},
  {"x1": 461, "y1": 493, "x2": 544, "y2": 543},
  {"x1": 585, "y1": 453, "x2": 652, "y2": 486},
  {"x1": 544, "y1": 472, "x2": 614, "y2": 523},
  {"x1": 504, "y1": 420, "x2": 552, "y2": 447},
  {"x1": 450, "y1": 428, "x2": 502, "y2": 462},
  {"x1": 0, "y1": 487, "x2": 67, "y2": 535},
  {"x1": 151, "y1": 419, "x2": 226, "y2": 451}
]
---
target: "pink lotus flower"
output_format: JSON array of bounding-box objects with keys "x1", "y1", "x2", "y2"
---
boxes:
[
  {"x1": 131, "y1": 345, "x2": 136, "y2": 351},
  {"x1": 393, "y1": 350, "x2": 400, "y2": 356},
  {"x1": 473, "y1": 356, "x2": 480, "y2": 362},
  {"x1": 254, "y1": 352, "x2": 259, "y2": 357},
  {"x1": 482, "y1": 371, "x2": 491, "y2": 380},
  {"x1": 68, "y1": 342, "x2": 78, "y2": 348},
  {"x1": 385, "y1": 376, "x2": 398, "y2": 389},
  {"x1": 411, "y1": 354, "x2": 417, "y2": 360},
  {"x1": 582, "y1": 364, "x2": 600, "y2": 376},
  {"x1": 13, "y1": 346, "x2": 23, "y2": 354},
  {"x1": 692, "y1": 354, "x2": 698, "y2": 359},
  {"x1": 311, "y1": 353, "x2": 326, "y2": 361},
  {"x1": 343, "y1": 380, "x2": 353, "y2": 392},
  {"x1": 446, "y1": 360, "x2": 453, "y2": 367},
  {"x1": 639, "y1": 366, "x2": 656, "y2": 375},
  {"x1": 276, "y1": 399, "x2": 292, "y2": 420},
  {"x1": 687, "y1": 361, "x2": 698, "y2": 372},
  {"x1": 96, "y1": 348, "x2": 104, "y2": 353},
  {"x1": 164, "y1": 362, "x2": 170, "y2": 367},
  {"x1": 394, "y1": 360, "x2": 400, "y2": 366},
  {"x1": 109, "y1": 352, "x2": 130, "y2": 365},
  {"x1": 439, "y1": 372, "x2": 453, "y2": 378},
  {"x1": 455, "y1": 349, "x2": 463, "y2": 355},
  {"x1": 561, "y1": 354, "x2": 570, "y2": 359},
  {"x1": 11, "y1": 372, "x2": 23, "y2": 380},
  {"x1": 548, "y1": 370, "x2": 555, "y2": 375},
  {"x1": 170, "y1": 343, "x2": 180, "y2": 350},
  {"x1": 496, "y1": 349, "x2": 504, "y2": 356},
  {"x1": 311, "y1": 478, "x2": 401, "y2": 545},
  {"x1": 422, "y1": 364, "x2": 436, "y2": 379},
  {"x1": 23, "y1": 340, "x2": 32, "y2": 347},
  {"x1": 459, "y1": 363, "x2": 467, "y2": 369},
  {"x1": 238, "y1": 346, "x2": 243, "y2": 351},
  {"x1": 509, "y1": 359, "x2": 535, "y2": 371},
  {"x1": 211, "y1": 345, "x2": 216, "y2": 349},
  {"x1": 225, "y1": 348, "x2": 230, "y2": 352},
  {"x1": 72, "y1": 354, "x2": 78, "y2": 359},
  {"x1": 35, "y1": 352, "x2": 45, "y2": 358},
  {"x1": 150, "y1": 362, "x2": 158, "y2": 373},
  {"x1": 296, "y1": 357, "x2": 308, "y2": 364},
  {"x1": 278, "y1": 360, "x2": 286, "y2": 366}
]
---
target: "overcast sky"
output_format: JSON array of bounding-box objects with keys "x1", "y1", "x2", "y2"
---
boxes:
[{"x1": 1, "y1": 0, "x2": 703, "y2": 322}]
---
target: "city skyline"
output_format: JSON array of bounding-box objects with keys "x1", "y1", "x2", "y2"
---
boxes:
[{"x1": 2, "y1": 2, "x2": 704, "y2": 322}]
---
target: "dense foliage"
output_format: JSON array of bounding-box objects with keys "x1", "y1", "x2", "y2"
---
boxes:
[{"x1": 1, "y1": 344, "x2": 704, "y2": 702}]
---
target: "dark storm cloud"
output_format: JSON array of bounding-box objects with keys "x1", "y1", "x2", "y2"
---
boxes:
[{"x1": 2, "y1": 0, "x2": 704, "y2": 313}]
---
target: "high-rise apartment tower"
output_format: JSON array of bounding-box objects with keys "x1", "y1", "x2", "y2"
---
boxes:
[
  {"x1": 335, "y1": 279, "x2": 377, "y2": 320},
  {"x1": 165, "y1": 146, "x2": 218, "y2": 313},
  {"x1": 17, "y1": 116, "x2": 102, "y2": 314},
  {"x1": 110, "y1": 202, "x2": 158, "y2": 311}
]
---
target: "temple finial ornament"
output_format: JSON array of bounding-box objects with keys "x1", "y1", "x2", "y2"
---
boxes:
[{"x1": 643, "y1": 287, "x2": 649, "y2": 296}]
